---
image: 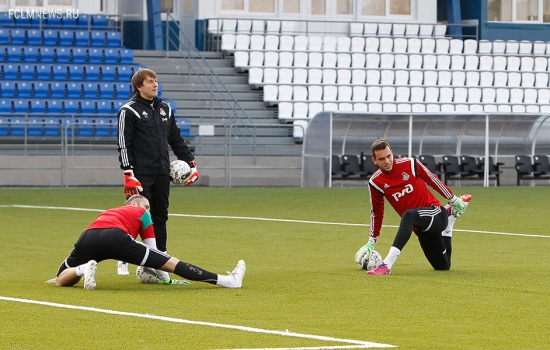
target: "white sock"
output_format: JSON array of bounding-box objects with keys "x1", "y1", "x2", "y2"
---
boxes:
[
  {"x1": 156, "y1": 269, "x2": 170, "y2": 282},
  {"x1": 383, "y1": 246, "x2": 401, "y2": 269},
  {"x1": 75, "y1": 264, "x2": 87, "y2": 277},
  {"x1": 216, "y1": 274, "x2": 235, "y2": 288},
  {"x1": 442, "y1": 215, "x2": 456, "y2": 237}
]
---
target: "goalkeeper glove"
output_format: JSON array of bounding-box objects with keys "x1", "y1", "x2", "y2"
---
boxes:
[
  {"x1": 448, "y1": 195, "x2": 469, "y2": 218},
  {"x1": 184, "y1": 161, "x2": 199, "y2": 186},
  {"x1": 123, "y1": 170, "x2": 143, "y2": 199},
  {"x1": 355, "y1": 237, "x2": 377, "y2": 268}
]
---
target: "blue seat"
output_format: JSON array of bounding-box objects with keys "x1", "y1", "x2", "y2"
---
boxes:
[
  {"x1": 13, "y1": 100, "x2": 29, "y2": 114},
  {"x1": 77, "y1": 118, "x2": 94, "y2": 136},
  {"x1": 20, "y1": 64, "x2": 35, "y2": 80},
  {"x1": 40, "y1": 47, "x2": 54, "y2": 62},
  {"x1": 27, "y1": 117, "x2": 44, "y2": 136},
  {"x1": 91, "y1": 15, "x2": 108, "y2": 28},
  {"x1": 13, "y1": 16, "x2": 30, "y2": 28},
  {"x1": 61, "y1": 118, "x2": 74, "y2": 136},
  {"x1": 88, "y1": 48, "x2": 102, "y2": 63},
  {"x1": 27, "y1": 29, "x2": 42, "y2": 45},
  {"x1": 1, "y1": 81, "x2": 15, "y2": 97},
  {"x1": 99, "y1": 82, "x2": 115, "y2": 98},
  {"x1": 158, "y1": 83, "x2": 163, "y2": 97},
  {"x1": 53, "y1": 65, "x2": 68, "y2": 80},
  {"x1": 117, "y1": 65, "x2": 132, "y2": 82},
  {"x1": 48, "y1": 100, "x2": 62, "y2": 114},
  {"x1": 104, "y1": 48, "x2": 118, "y2": 64},
  {"x1": 107, "y1": 31, "x2": 121, "y2": 46},
  {"x1": 50, "y1": 82, "x2": 65, "y2": 98},
  {"x1": 30, "y1": 100, "x2": 46, "y2": 113},
  {"x1": 77, "y1": 14, "x2": 90, "y2": 28},
  {"x1": 72, "y1": 48, "x2": 86, "y2": 63},
  {"x1": 120, "y1": 48, "x2": 134, "y2": 64},
  {"x1": 64, "y1": 100, "x2": 79, "y2": 114},
  {"x1": 114, "y1": 100, "x2": 126, "y2": 111},
  {"x1": 62, "y1": 15, "x2": 77, "y2": 28},
  {"x1": 34, "y1": 82, "x2": 49, "y2": 98},
  {"x1": 101, "y1": 65, "x2": 115, "y2": 80},
  {"x1": 0, "y1": 100, "x2": 12, "y2": 113},
  {"x1": 36, "y1": 64, "x2": 51, "y2": 80},
  {"x1": 44, "y1": 117, "x2": 61, "y2": 136},
  {"x1": 81, "y1": 101, "x2": 96, "y2": 114},
  {"x1": 75, "y1": 30, "x2": 89, "y2": 46},
  {"x1": 17, "y1": 82, "x2": 32, "y2": 98},
  {"x1": 11, "y1": 29, "x2": 26, "y2": 45},
  {"x1": 97, "y1": 101, "x2": 112, "y2": 114},
  {"x1": 7, "y1": 47, "x2": 22, "y2": 62},
  {"x1": 69, "y1": 65, "x2": 84, "y2": 80},
  {"x1": 10, "y1": 117, "x2": 25, "y2": 136},
  {"x1": 83, "y1": 82, "x2": 98, "y2": 98},
  {"x1": 91, "y1": 31, "x2": 106, "y2": 46},
  {"x1": 0, "y1": 46, "x2": 6, "y2": 62},
  {"x1": 67, "y1": 82, "x2": 81, "y2": 98},
  {"x1": 164, "y1": 99, "x2": 177, "y2": 115},
  {"x1": 0, "y1": 117, "x2": 8, "y2": 136},
  {"x1": 3, "y1": 63, "x2": 19, "y2": 79},
  {"x1": 0, "y1": 13, "x2": 12, "y2": 26},
  {"x1": 56, "y1": 47, "x2": 71, "y2": 63},
  {"x1": 0, "y1": 28, "x2": 9, "y2": 44},
  {"x1": 95, "y1": 118, "x2": 113, "y2": 136},
  {"x1": 23, "y1": 46, "x2": 39, "y2": 62},
  {"x1": 43, "y1": 30, "x2": 58, "y2": 45},
  {"x1": 115, "y1": 82, "x2": 131, "y2": 99},
  {"x1": 177, "y1": 118, "x2": 192, "y2": 137},
  {"x1": 45, "y1": 16, "x2": 62, "y2": 28},
  {"x1": 85, "y1": 64, "x2": 99, "y2": 80},
  {"x1": 59, "y1": 30, "x2": 74, "y2": 46},
  {"x1": 29, "y1": 16, "x2": 40, "y2": 28}
]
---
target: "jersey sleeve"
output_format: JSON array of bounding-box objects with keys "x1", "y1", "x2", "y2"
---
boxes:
[
  {"x1": 368, "y1": 182, "x2": 385, "y2": 238},
  {"x1": 415, "y1": 159, "x2": 454, "y2": 200},
  {"x1": 117, "y1": 106, "x2": 137, "y2": 170},
  {"x1": 138, "y1": 210, "x2": 156, "y2": 240}
]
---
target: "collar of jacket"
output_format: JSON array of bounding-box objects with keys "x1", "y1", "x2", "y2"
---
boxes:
[{"x1": 131, "y1": 94, "x2": 160, "y2": 109}]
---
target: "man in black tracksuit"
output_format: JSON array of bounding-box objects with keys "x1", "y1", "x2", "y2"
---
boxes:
[{"x1": 116, "y1": 68, "x2": 198, "y2": 263}]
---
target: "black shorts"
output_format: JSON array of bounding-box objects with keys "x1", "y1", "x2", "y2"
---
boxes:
[{"x1": 56, "y1": 228, "x2": 170, "y2": 276}]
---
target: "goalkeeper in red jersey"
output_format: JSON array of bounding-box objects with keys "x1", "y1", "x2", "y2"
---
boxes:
[
  {"x1": 54, "y1": 195, "x2": 245, "y2": 290},
  {"x1": 354, "y1": 139, "x2": 471, "y2": 275}
]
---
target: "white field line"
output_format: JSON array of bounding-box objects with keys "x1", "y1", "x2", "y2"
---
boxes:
[
  {"x1": 1, "y1": 204, "x2": 549, "y2": 239},
  {"x1": 0, "y1": 296, "x2": 395, "y2": 349}
]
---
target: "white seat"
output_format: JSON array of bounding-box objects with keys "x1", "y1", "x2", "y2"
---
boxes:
[
  {"x1": 293, "y1": 120, "x2": 308, "y2": 140},
  {"x1": 426, "y1": 104, "x2": 441, "y2": 112},
  {"x1": 392, "y1": 23, "x2": 406, "y2": 36},
  {"x1": 438, "y1": 71, "x2": 452, "y2": 86},
  {"x1": 279, "y1": 35, "x2": 294, "y2": 50},
  {"x1": 337, "y1": 53, "x2": 352, "y2": 68},
  {"x1": 351, "y1": 69, "x2": 366, "y2": 84},
  {"x1": 365, "y1": 53, "x2": 380, "y2": 68},
  {"x1": 492, "y1": 56, "x2": 506, "y2": 71},
  {"x1": 505, "y1": 40, "x2": 519, "y2": 54},
  {"x1": 440, "y1": 104, "x2": 454, "y2": 112},
  {"x1": 364, "y1": 23, "x2": 378, "y2": 36},
  {"x1": 538, "y1": 89, "x2": 550, "y2": 104},
  {"x1": 365, "y1": 37, "x2": 380, "y2": 53},
  {"x1": 263, "y1": 85, "x2": 279, "y2": 102},
  {"x1": 419, "y1": 24, "x2": 433, "y2": 37},
  {"x1": 495, "y1": 88, "x2": 509, "y2": 103},
  {"x1": 278, "y1": 68, "x2": 293, "y2": 84},
  {"x1": 308, "y1": 102, "x2": 324, "y2": 118},
  {"x1": 337, "y1": 69, "x2": 352, "y2": 84},
  {"x1": 380, "y1": 70, "x2": 395, "y2": 85},
  {"x1": 323, "y1": 53, "x2": 337, "y2": 68},
  {"x1": 294, "y1": 52, "x2": 308, "y2": 68},
  {"x1": 378, "y1": 23, "x2": 392, "y2": 36},
  {"x1": 465, "y1": 71, "x2": 480, "y2": 86},
  {"x1": 293, "y1": 102, "x2": 309, "y2": 118},
  {"x1": 323, "y1": 36, "x2": 337, "y2": 51},
  {"x1": 521, "y1": 72, "x2": 535, "y2": 87},
  {"x1": 250, "y1": 35, "x2": 265, "y2": 50},
  {"x1": 464, "y1": 55, "x2": 479, "y2": 70},
  {"x1": 234, "y1": 51, "x2": 250, "y2": 68},
  {"x1": 396, "y1": 86, "x2": 410, "y2": 102},
  {"x1": 251, "y1": 20, "x2": 264, "y2": 34},
  {"x1": 449, "y1": 39, "x2": 463, "y2": 54},
  {"x1": 483, "y1": 104, "x2": 498, "y2": 112},
  {"x1": 278, "y1": 102, "x2": 293, "y2": 120},
  {"x1": 368, "y1": 103, "x2": 383, "y2": 112},
  {"x1": 339, "y1": 102, "x2": 354, "y2": 111},
  {"x1": 439, "y1": 87, "x2": 453, "y2": 102},
  {"x1": 264, "y1": 52, "x2": 279, "y2": 67},
  {"x1": 324, "y1": 102, "x2": 339, "y2": 111},
  {"x1": 405, "y1": 24, "x2": 419, "y2": 37},
  {"x1": 533, "y1": 41, "x2": 546, "y2": 55},
  {"x1": 249, "y1": 51, "x2": 265, "y2": 67},
  {"x1": 380, "y1": 53, "x2": 395, "y2": 68},
  {"x1": 397, "y1": 103, "x2": 412, "y2": 112},
  {"x1": 510, "y1": 88, "x2": 524, "y2": 104},
  {"x1": 263, "y1": 68, "x2": 278, "y2": 84},
  {"x1": 351, "y1": 37, "x2": 366, "y2": 52},
  {"x1": 394, "y1": 54, "x2": 409, "y2": 69},
  {"x1": 424, "y1": 71, "x2": 438, "y2": 86},
  {"x1": 524, "y1": 89, "x2": 538, "y2": 104},
  {"x1": 480, "y1": 72, "x2": 494, "y2": 87},
  {"x1": 383, "y1": 103, "x2": 397, "y2": 112},
  {"x1": 534, "y1": 57, "x2": 548, "y2": 72},
  {"x1": 248, "y1": 67, "x2": 263, "y2": 85},
  {"x1": 434, "y1": 24, "x2": 447, "y2": 37},
  {"x1": 408, "y1": 55, "x2": 422, "y2": 69},
  {"x1": 351, "y1": 53, "x2": 366, "y2": 68},
  {"x1": 221, "y1": 34, "x2": 236, "y2": 51},
  {"x1": 293, "y1": 86, "x2": 308, "y2": 101},
  {"x1": 237, "y1": 19, "x2": 252, "y2": 33},
  {"x1": 379, "y1": 37, "x2": 393, "y2": 53},
  {"x1": 409, "y1": 71, "x2": 423, "y2": 86},
  {"x1": 421, "y1": 38, "x2": 436, "y2": 53},
  {"x1": 293, "y1": 68, "x2": 307, "y2": 84},
  {"x1": 352, "y1": 86, "x2": 367, "y2": 101},
  {"x1": 526, "y1": 105, "x2": 539, "y2": 113},
  {"x1": 457, "y1": 104, "x2": 471, "y2": 112},
  {"x1": 542, "y1": 105, "x2": 550, "y2": 113},
  {"x1": 393, "y1": 38, "x2": 408, "y2": 53},
  {"x1": 407, "y1": 38, "x2": 421, "y2": 53},
  {"x1": 451, "y1": 55, "x2": 465, "y2": 70},
  {"x1": 281, "y1": 21, "x2": 296, "y2": 34},
  {"x1": 322, "y1": 69, "x2": 337, "y2": 84},
  {"x1": 350, "y1": 22, "x2": 364, "y2": 36},
  {"x1": 354, "y1": 102, "x2": 368, "y2": 112},
  {"x1": 395, "y1": 70, "x2": 409, "y2": 85},
  {"x1": 264, "y1": 35, "x2": 279, "y2": 50},
  {"x1": 493, "y1": 72, "x2": 508, "y2": 87},
  {"x1": 366, "y1": 70, "x2": 381, "y2": 85},
  {"x1": 308, "y1": 69, "x2": 323, "y2": 84},
  {"x1": 294, "y1": 36, "x2": 309, "y2": 51},
  {"x1": 222, "y1": 19, "x2": 237, "y2": 33},
  {"x1": 207, "y1": 19, "x2": 222, "y2": 34},
  {"x1": 266, "y1": 20, "x2": 281, "y2": 34},
  {"x1": 323, "y1": 86, "x2": 338, "y2": 101},
  {"x1": 451, "y1": 71, "x2": 466, "y2": 86},
  {"x1": 278, "y1": 85, "x2": 293, "y2": 101},
  {"x1": 308, "y1": 85, "x2": 323, "y2": 101},
  {"x1": 308, "y1": 53, "x2": 323, "y2": 67},
  {"x1": 512, "y1": 105, "x2": 526, "y2": 113},
  {"x1": 492, "y1": 40, "x2": 506, "y2": 54},
  {"x1": 463, "y1": 39, "x2": 478, "y2": 54},
  {"x1": 423, "y1": 55, "x2": 437, "y2": 70},
  {"x1": 519, "y1": 40, "x2": 532, "y2": 55},
  {"x1": 410, "y1": 87, "x2": 425, "y2": 102},
  {"x1": 338, "y1": 86, "x2": 353, "y2": 101},
  {"x1": 467, "y1": 88, "x2": 482, "y2": 103},
  {"x1": 367, "y1": 86, "x2": 382, "y2": 102},
  {"x1": 382, "y1": 86, "x2": 396, "y2": 102},
  {"x1": 535, "y1": 73, "x2": 548, "y2": 87},
  {"x1": 425, "y1": 87, "x2": 439, "y2": 102},
  {"x1": 337, "y1": 37, "x2": 351, "y2": 52},
  {"x1": 507, "y1": 72, "x2": 521, "y2": 87},
  {"x1": 435, "y1": 39, "x2": 450, "y2": 53},
  {"x1": 308, "y1": 36, "x2": 323, "y2": 51},
  {"x1": 478, "y1": 40, "x2": 492, "y2": 54},
  {"x1": 498, "y1": 105, "x2": 511, "y2": 112},
  {"x1": 479, "y1": 56, "x2": 493, "y2": 70},
  {"x1": 520, "y1": 57, "x2": 534, "y2": 71},
  {"x1": 412, "y1": 103, "x2": 426, "y2": 112},
  {"x1": 279, "y1": 52, "x2": 294, "y2": 67},
  {"x1": 470, "y1": 104, "x2": 484, "y2": 112},
  {"x1": 453, "y1": 87, "x2": 467, "y2": 103},
  {"x1": 437, "y1": 55, "x2": 451, "y2": 70},
  {"x1": 507, "y1": 56, "x2": 520, "y2": 71}
]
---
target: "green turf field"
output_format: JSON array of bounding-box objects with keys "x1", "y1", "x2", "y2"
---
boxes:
[{"x1": 0, "y1": 187, "x2": 548, "y2": 349}]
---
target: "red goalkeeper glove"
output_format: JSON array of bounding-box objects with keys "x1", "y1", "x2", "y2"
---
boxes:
[
  {"x1": 185, "y1": 161, "x2": 199, "y2": 186},
  {"x1": 123, "y1": 170, "x2": 143, "y2": 199}
]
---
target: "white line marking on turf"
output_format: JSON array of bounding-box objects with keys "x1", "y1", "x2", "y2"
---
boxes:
[
  {"x1": 1, "y1": 204, "x2": 549, "y2": 239},
  {"x1": 0, "y1": 296, "x2": 395, "y2": 349}
]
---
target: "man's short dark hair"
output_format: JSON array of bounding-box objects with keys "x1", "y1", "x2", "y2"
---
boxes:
[
  {"x1": 371, "y1": 139, "x2": 391, "y2": 158},
  {"x1": 131, "y1": 68, "x2": 157, "y2": 94}
]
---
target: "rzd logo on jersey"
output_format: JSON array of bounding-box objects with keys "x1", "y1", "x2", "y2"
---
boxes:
[{"x1": 392, "y1": 184, "x2": 414, "y2": 202}]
